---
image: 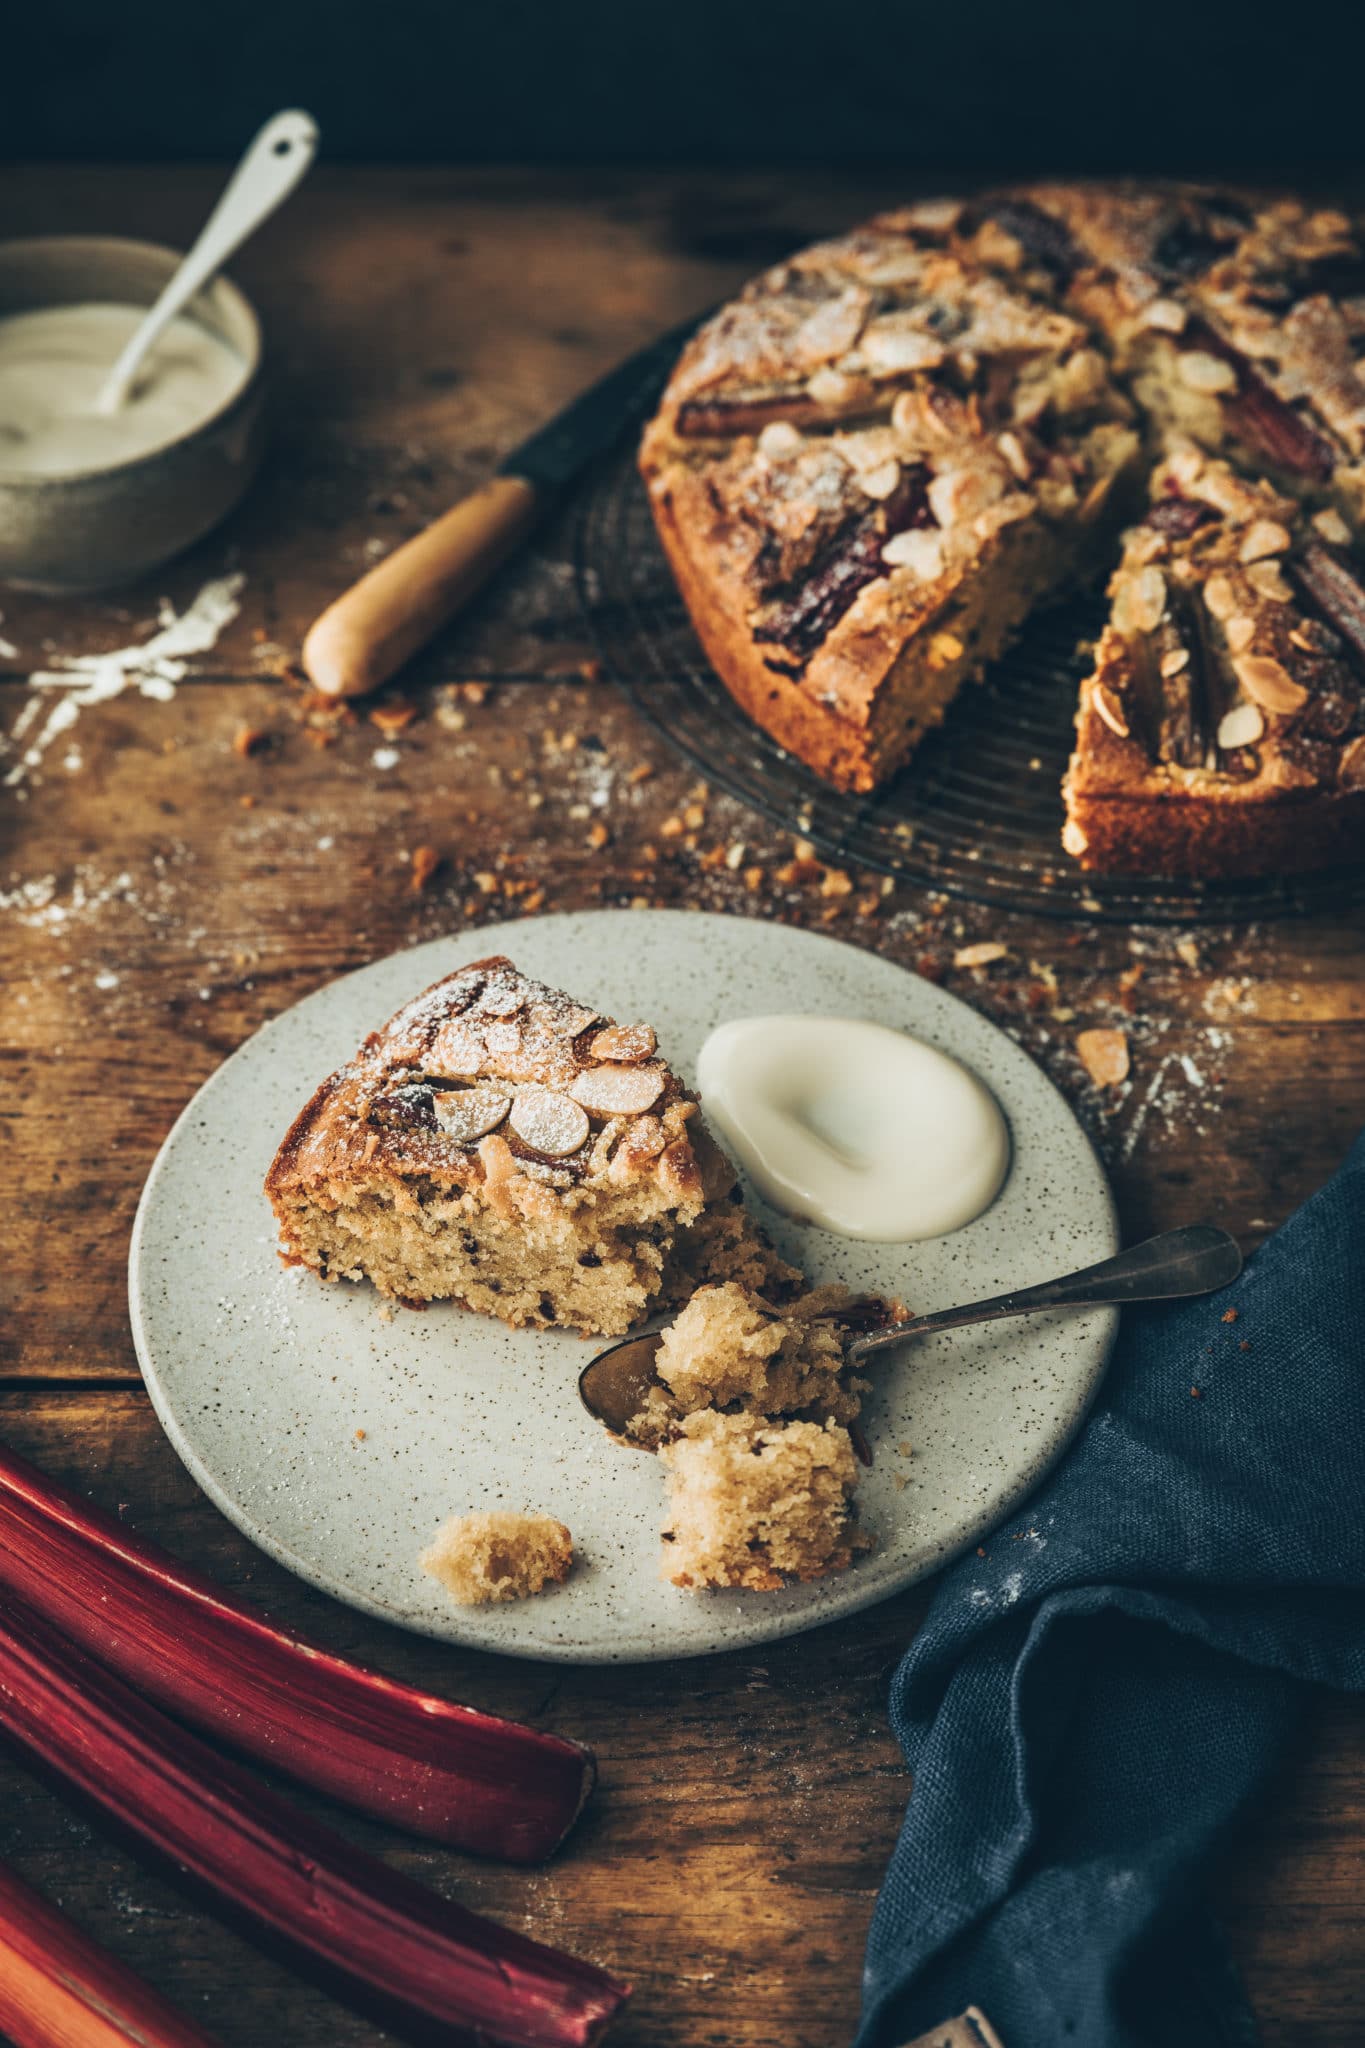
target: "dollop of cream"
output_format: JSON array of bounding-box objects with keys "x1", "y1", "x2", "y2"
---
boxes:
[
  {"x1": 697, "y1": 1015, "x2": 1010, "y2": 1241},
  {"x1": 0, "y1": 303, "x2": 245, "y2": 478}
]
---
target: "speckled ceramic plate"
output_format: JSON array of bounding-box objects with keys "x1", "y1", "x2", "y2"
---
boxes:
[{"x1": 129, "y1": 910, "x2": 1117, "y2": 1663}]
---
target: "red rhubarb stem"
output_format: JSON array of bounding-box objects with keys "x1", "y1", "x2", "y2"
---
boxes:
[
  {"x1": 0, "y1": 1859, "x2": 222, "y2": 2048},
  {"x1": 0, "y1": 1590, "x2": 629, "y2": 2048},
  {"x1": 0, "y1": 1438, "x2": 591, "y2": 1862}
]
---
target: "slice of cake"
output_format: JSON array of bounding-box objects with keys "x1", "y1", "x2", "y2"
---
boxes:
[
  {"x1": 1064, "y1": 443, "x2": 1365, "y2": 875},
  {"x1": 265, "y1": 955, "x2": 787, "y2": 1335},
  {"x1": 659, "y1": 1411, "x2": 869, "y2": 1591},
  {"x1": 420, "y1": 1511, "x2": 572, "y2": 1606},
  {"x1": 641, "y1": 204, "x2": 1140, "y2": 793}
]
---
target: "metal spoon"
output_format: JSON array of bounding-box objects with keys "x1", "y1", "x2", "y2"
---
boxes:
[
  {"x1": 95, "y1": 110, "x2": 318, "y2": 416},
  {"x1": 578, "y1": 1223, "x2": 1243, "y2": 1440}
]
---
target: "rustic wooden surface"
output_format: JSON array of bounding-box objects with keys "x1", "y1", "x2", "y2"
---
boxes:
[{"x1": 1, "y1": 165, "x2": 1362, "y2": 2047}]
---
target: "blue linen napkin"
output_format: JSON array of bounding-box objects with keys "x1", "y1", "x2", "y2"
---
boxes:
[{"x1": 857, "y1": 1129, "x2": 1365, "y2": 2048}]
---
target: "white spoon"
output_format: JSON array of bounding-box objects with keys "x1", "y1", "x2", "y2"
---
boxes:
[{"x1": 95, "y1": 109, "x2": 319, "y2": 417}]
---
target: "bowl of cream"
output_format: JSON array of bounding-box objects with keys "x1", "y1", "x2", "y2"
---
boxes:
[{"x1": 0, "y1": 236, "x2": 265, "y2": 592}]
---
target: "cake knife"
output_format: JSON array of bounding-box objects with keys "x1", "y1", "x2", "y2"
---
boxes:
[{"x1": 302, "y1": 313, "x2": 703, "y2": 699}]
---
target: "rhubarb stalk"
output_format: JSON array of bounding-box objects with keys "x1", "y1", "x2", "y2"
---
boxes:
[
  {"x1": 0, "y1": 1860, "x2": 221, "y2": 2048},
  {"x1": 0, "y1": 1437, "x2": 591, "y2": 1862},
  {"x1": 0, "y1": 1590, "x2": 629, "y2": 2048}
]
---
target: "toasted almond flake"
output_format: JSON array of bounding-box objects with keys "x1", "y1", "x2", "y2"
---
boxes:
[
  {"x1": 1217, "y1": 702, "x2": 1266, "y2": 749},
  {"x1": 953, "y1": 941, "x2": 1009, "y2": 969},
  {"x1": 1338, "y1": 734, "x2": 1365, "y2": 787},
  {"x1": 1075, "y1": 1027, "x2": 1129, "y2": 1087},
  {"x1": 1142, "y1": 297, "x2": 1188, "y2": 334},
  {"x1": 592, "y1": 1022, "x2": 657, "y2": 1063},
  {"x1": 757, "y1": 421, "x2": 803, "y2": 458},
  {"x1": 1312, "y1": 507, "x2": 1353, "y2": 546},
  {"x1": 997, "y1": 430, "x2": 1031, "y2": 481},
  {"x1": 427, "y1": 1022, "x2": 485, "y2": 1077},
  {"x1": 882, "y1": 528, "x2": 944, "y2": 579},
  {"x1": 433, "y1": 1084, "x2": 511, "y2": 1145},
  {"x1": 1238, "y1": 519, "x2": 1291, "y2": 564},
  {"x1": 1203, "y1": 573, "x2": 1240, "y2": 621},
  {"x1": 1160, "y1": 647, "x2": 1190, "y2": 677},
  {"x1": 1246, "y1": 561, "x2": 1292, "y2": 603},
  {"x1": 929, "y1": 629, "x2": 964, "y2": 665},
  {"x1": 569, "y1": 1065, "x2": 665, "y2": 1116},
  {"x1": 508, "y1": 1086, "x2": 591, "y2": 1157},
  {"x1": 1127, "y1": 565, "x2": 1167, "y2": 634},
  {"x1": 1224, "y1": 615, "x2": 1257, "y2": 654},
  {"x1": 1177, "y1": 350, "x2": 1239, "y2": 394},
  {"x1": 807, "y1": 367, "x2": 857, "y2": 408},
  {"x1": 1093, "y1": 683, "x2": 1130, "y2": 737},
  {"x1": 857, "y1": 459, "x2": 901, "y2": 501},
  {"x1": 1233, "y1": 655, "x2": 1308, "y2": 714},
  {"x1": 1175, "y1": 935, "x2": 1201, "y2": 969}
]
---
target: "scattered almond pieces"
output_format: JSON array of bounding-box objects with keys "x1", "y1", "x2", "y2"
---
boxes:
[
  {"x1": 1075, "y1": 1027, "x2": 1130, "y2": 1088},
  {"x1": 953, "y1": 941, "x2": 1009, "y2": 970}
]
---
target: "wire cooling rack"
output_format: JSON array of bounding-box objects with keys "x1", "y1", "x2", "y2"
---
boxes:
[{"x1": 573, "y1": 441, "x2": 1365, "y2": 924}]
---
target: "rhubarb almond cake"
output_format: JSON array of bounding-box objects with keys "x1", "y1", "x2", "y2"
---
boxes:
[
  {"x1": 641, "y1": 182, "x2": 1365, "y2": 876},
  {"x1": 265, "y1": 955, "x2": 791, "y2": 1337}
]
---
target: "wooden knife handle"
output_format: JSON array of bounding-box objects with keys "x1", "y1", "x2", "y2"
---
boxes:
[{"x1": 302, "y1": 473, "x2": 541, "y2": 699}]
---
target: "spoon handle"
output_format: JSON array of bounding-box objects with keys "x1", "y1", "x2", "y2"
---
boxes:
[
  {"x1": 846, "y1": 1224, "x2": 1243, "y2": 1362},
  {"x1": 96, "y1": 110, "x2": 318, "y2": 415}
]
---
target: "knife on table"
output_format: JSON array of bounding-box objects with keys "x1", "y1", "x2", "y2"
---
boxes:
[{"x1": 302, "y1": 313, "x2": 703, "y2": 699}]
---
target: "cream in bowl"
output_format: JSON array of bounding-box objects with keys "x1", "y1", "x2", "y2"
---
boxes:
[
  {"x1": 0, "y1": 237, "x2": 265, "y2": 592},
  {"x1": 696, "y1": 1015, "x2": 1011, "y2": 1241}
]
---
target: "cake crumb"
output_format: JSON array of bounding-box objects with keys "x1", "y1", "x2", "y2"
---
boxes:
[
  {"x1": 659, "y1": 1412, "x2": 868, "y2": 1591},
  {"x1": 420, "y1": 1511, "x2": 573, "y2": 1606}
]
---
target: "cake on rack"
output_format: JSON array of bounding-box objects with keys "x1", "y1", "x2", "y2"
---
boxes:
[
  {"x1": 641, "y1": 182, "x2": 1365, "y2": 876},
  {"x1": 265, "y1": 955, "x2": 793, "y2": 1337}
]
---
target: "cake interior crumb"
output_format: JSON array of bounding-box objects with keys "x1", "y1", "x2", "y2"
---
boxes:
[{"x1": 420, "y1": 1509, "x2": 573, "y2": 1606}]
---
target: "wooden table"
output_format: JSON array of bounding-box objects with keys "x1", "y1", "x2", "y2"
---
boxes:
[{"x1": 2, "y1": 165, "x2": 1362, "y2": 2048}]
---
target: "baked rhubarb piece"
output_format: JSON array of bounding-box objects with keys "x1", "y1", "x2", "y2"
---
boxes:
[
  {"x1": 641, "y1": 203, "x2": 1140, "y2": 792},
  {"x1": 659, "y1": 1411, "x2": 869, "y2": 1591},
  {"x1": 266, "y1": 955, "x2": 787, "y2": 1335},
  {"x1": 421, "y1": 1512, "x2": 573, "y2": 1607},
  {"x1": 1064, "y1": 444, "x2": 1365, "y2": 875}
]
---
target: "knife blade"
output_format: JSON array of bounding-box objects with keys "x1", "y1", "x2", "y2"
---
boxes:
[{"x1": 303, "y1": 312, "x2": 706, "y2": 699}]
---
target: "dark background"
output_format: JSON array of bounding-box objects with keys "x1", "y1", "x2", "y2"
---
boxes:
[{"x1": 7, "y1": 0, "x2": 1365, "y2": 173}]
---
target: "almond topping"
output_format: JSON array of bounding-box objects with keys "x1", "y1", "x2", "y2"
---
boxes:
[
  {"x1": 1075, "y1": 1028, "x2": 1129, "y2": 1088},
  {"x1": 1217, "y1": 702, "x2": 1265, "y2": 750},
  {"x1": 953, "y1": 941, "x2": 1009, "y2": 969},
  {"x1": 1224, "y1": 615, "x2": 1257, "y2": 654},
  {"x1": 1160, "y1": 647, "x2": 1190, "y2": 678},
  {"x1": 592, "y1": 1022, "x2": 657, "y2": 1063},
  {"x1": 1142, "y1": 297, "x2": 1188, "y2": 334},
  {"x1": 1126, "y1": 565, "x2": 1167, "y2": 634},
  {"x1": 508, "y1": 1086, "x2": 591, "y2": 1157},
  {"x1": 1312, "y1": 507, "x2": 1353, "y2": 546},
  {"x1": 807, "y1": 366, "x2": 858, "y2": 408},
  {"x1": 882, "y1": 528, "x2": 945, "y2": 579},
  {"x1": 857, "y1": 459, "x2": 902, "y2": 501},
  {"x1": 1093, "y1": 683, "x2": 1130, "y2": 737},
  {"x1": 1232, "y1": 655, "x2": 1309, "y2": 714},
  {"x1": 1177, "y1": 350, "x2": 1239, "y2": 395},
  {"x1": 1246, "y1": 561, "x2": 1293, "y2": 603},
  {"x1": 427, "y1": 1022, "x2": 485, "y2": 1077},
  {"x1": 996, "y1": 431, "x2": 1031, "y2": 481},
  {"x1": 1238, "y1": 520, "x2": 1291, "y2": 564},
  {"x1": 1339, "y1": 734, "x2": 1365, "y2": 788},
  {"x1": 1203, "y1": 574, "x2": 1240, "y2": 621},
  {"x1": 433, "y1": 1085, "x2": 511, "y2": 1146},
  {"x1": 569, "y1": 1065, "x2": 666, "y2": 1116},
  {"x1": 757, "y1": 421, "x2": 803, "y2": 459}
]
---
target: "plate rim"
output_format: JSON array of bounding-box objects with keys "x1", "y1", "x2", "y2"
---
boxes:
[{"x1": 128, "y1": 907, "x2": 1119, "y2": 1663}]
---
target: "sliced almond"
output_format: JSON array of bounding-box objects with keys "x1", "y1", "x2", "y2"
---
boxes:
[
  {"x1": 508, "y1": 1085, "x2": 591, "y2": 1157},
  {"x1": 857, "y1": 459, "x2": 902, "y2": 501},
  {"x1": 427, "y1": 1021, "x2": 486, "y2": 1077},
  {"x1": 1093, "y1": 683, "x2": 1130, "y2": 738},
  {"x1": 953, "y1": 941, "x2": 1009, "y2": 969},
  {"x1": 1224, "y1": 614, "x2": 1257, "y2": 654},
  {"x1": 569, "y1": 1065, "x2": 666, "y2": 1116},
  {"x1": 1177, "y1": 350, "x2": 1239, "y2": 395},
  {"x1": 882, "y1": 528, "x2": 945, "y2": 579},
  {"x1": 1217, "y1": 702, "x2": 1266, "y2": 750},
  {"x1": 592, "y1": 1022, "x2": 657, "y2": 1063},
  {"x1": 1312, "y1": 506, "x2": 1353, "y2": 546},
  {"x1": 1075, "y1": 1028, "x2": 1129, "y2": 1088},
  {"x1": 1232, "y1": 655, "x2": 1309, "y2": 714},
  {"x1": 757, "y1": 421, "x2": 803, "y2": 459},
  {"x1": 1142, "y1": 297, "x2": 1188, "y2": 334},
  {"x1": 807, "y1": 366, "x2": 858, "y2": 409},
  {"x1": 433, "y1": 1084, "x2": 511, "y2": 1145},
  {"x1": 996, "y1": 430, "x2": 1031, "y2": 481},
  {"x1": 1338, "y1": 733, "x2": 1365, "y2": 788},
  {"x1": 1126, "y1": 565, "x2": 1167, "y2": 634},
  {"x1": 1246, "y1": 560, "x2": 1293, "y2": 603},
  {"x1": 1203, "y1": 573, "x2": 1240, "y2": 621},
  {"x1": 1238, "y1": 519, "x2": 1291, "y2": 564},
  {"x1": 1160, "y1": 647, "x2": 1191, "y2": 678}
]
